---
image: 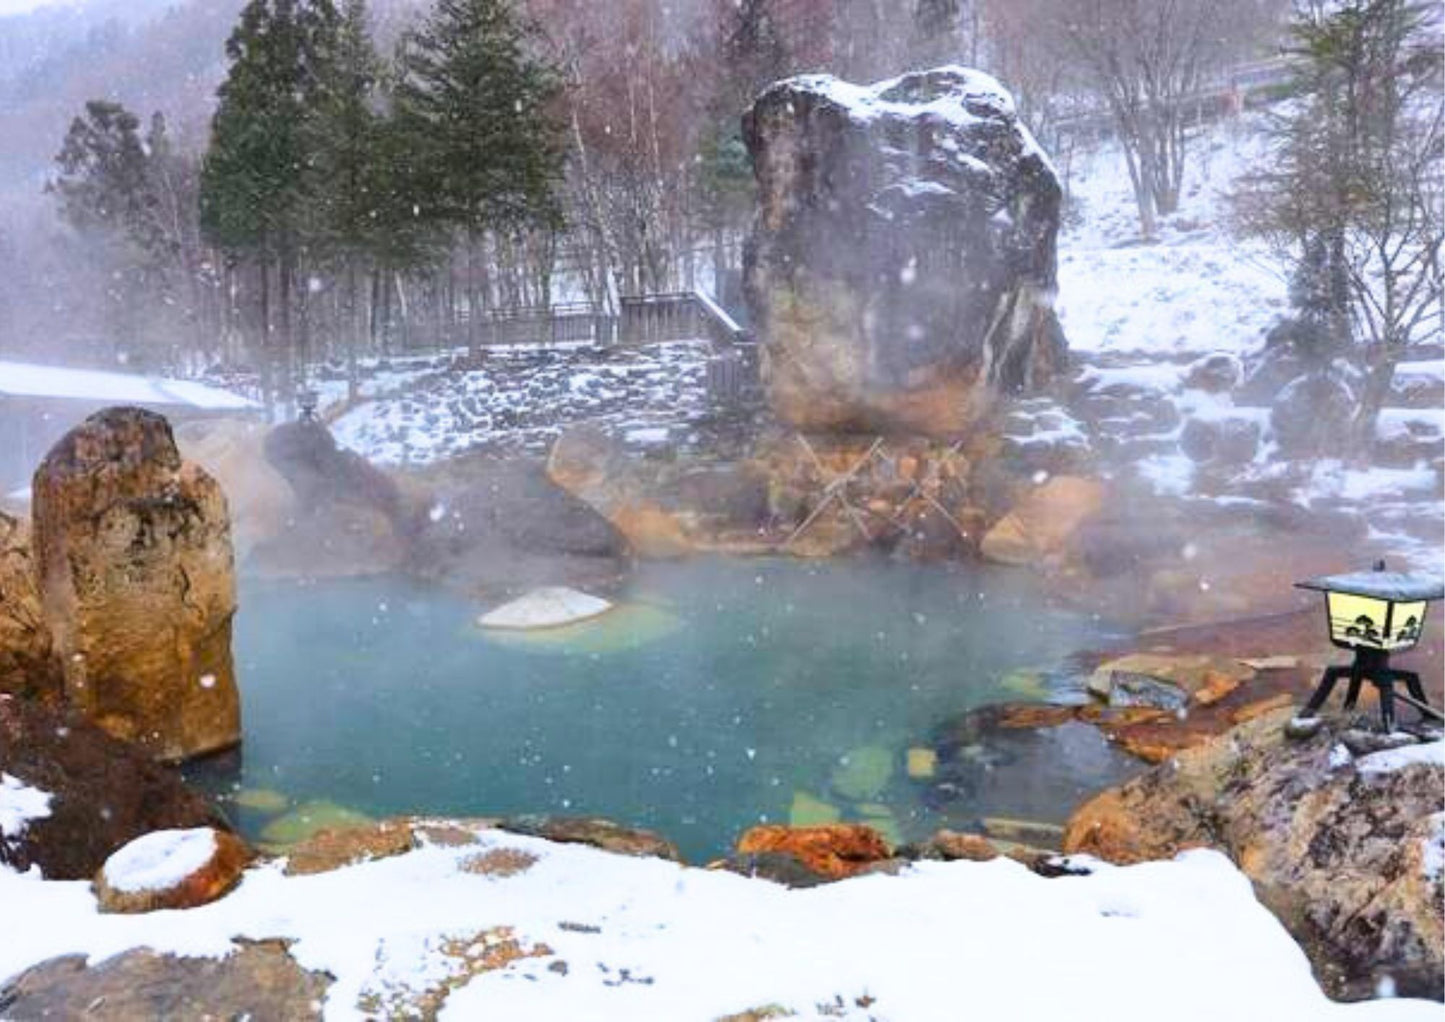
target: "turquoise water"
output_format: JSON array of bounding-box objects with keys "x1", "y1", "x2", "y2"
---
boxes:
[{"x1": 192, "y1": 558, "x2": 1140, "y2": 862}]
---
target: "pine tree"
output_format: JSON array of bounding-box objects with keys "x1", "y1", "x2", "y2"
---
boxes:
[
  {"x1": 200, "y1": 0, "x2": 341, "y2": 414},
  {"x1": 392, "y1": 0, "x2": 564, "y2": 349}
]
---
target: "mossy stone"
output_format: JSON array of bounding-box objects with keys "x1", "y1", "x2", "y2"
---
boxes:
[
  {"x1": 830, "y1": 745, "x2": 893, "y2": 801},
  {"x1": 260, "y1": 800, "x2": 374, "y2": 848},
  {"x1": 788, "y1": 790, "x2": 841, "y2": 827}
]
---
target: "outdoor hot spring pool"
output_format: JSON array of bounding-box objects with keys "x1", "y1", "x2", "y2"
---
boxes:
[{"x1": 188, "y1": 558, "x2": 1144, "y2": 861}]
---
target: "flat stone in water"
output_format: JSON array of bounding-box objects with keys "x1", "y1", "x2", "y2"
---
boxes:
[{"x1": 478, "y1": 587, "x2": 613, "y2": 631}]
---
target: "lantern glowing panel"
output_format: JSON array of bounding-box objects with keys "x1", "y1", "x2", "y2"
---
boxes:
[{"x1": 1323, "y1": 591, "x2": 1427, "y2": 652}]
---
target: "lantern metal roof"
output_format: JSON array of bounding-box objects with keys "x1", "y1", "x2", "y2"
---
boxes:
[{"x1": 1295, "y1": 570, "x2": 1445, "y2": 602}]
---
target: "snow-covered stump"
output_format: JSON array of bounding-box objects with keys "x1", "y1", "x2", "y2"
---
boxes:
[{"x1": 94, "y1": 828, "x2": 249, "y2": 914}]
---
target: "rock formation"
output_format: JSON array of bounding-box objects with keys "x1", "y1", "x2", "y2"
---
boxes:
[
  {"x1": 743, "y1": 65, "x2": 1066, "y2": 436},
  {"x1": 30, "y1": 407, "x2": 240, "y2": 762},
  {"x1": 1064, "y1": 708, "x2": 1444, "y2": 1001},
  {"x1": 0, "y1": 512, "x2": 59, "y2": 702}
]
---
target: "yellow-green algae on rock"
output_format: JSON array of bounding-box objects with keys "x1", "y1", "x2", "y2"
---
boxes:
[
  {"x1": 830, "y1": 745, "x2": 894, "y2": 801},
  {"x1": 260, "y1": 800, "x2": 375, "y2": 848},
  {"x1": 788, "y1": 790, "x2": 841, "y2": 827},
  {"x1": 232, "y1": 787, "x2": 290, "y2": 814}
]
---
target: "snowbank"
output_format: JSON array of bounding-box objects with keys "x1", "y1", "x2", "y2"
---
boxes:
[
  {"x1": 0, "y1": 360, "x2": 257, "y2": 410},
  {"x1": 0, "y1": 773, "x2": 52, "y2": 842},
  {"x1": 0, "y1": 828, "x2": 1436, "y2": 1020}
]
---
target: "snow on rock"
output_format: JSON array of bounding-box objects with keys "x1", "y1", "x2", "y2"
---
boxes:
[
  {"x1": 0, "y1": 830, "x2": 1436, "y2": 1020},
  {"x1": 477, "y1": 587, "x2": 614, "y2": 631},
  {"x1": 1356, "y1": 740, "x2": 1445, "y2": 777},
  {"x1": 101, "y1": 828, "x2": 220, "y2": 895},
  {"x1": 0, "y1": 773, "x2": 52, "y2": 848}
]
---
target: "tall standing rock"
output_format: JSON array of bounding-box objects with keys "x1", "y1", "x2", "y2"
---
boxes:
[
  {"x1": 743, "y1": 66, "x2": 1066, "y2": 436},
  {"x1": 32, "y1": 407, "x2": 240, "y2": 762}
]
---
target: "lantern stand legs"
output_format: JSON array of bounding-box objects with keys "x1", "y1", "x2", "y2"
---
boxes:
[{"x1": 1301, "y1": 650, "x2": 1440, "y2": 732}]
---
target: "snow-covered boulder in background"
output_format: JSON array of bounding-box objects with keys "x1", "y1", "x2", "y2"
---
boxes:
[{"x1": 743, "y1": 65, "x2": 1066, "y2": 436}]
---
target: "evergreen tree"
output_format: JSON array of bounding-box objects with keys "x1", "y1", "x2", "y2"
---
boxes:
[
  {"x1": 393, "y1": 0, "x2": 563, "y2": 234},
  {"x1": 200, "y1": 0, "x2": 340, "y2": 412},
  {"x1": 392, "y1": 0, "x2": 564, "y2": 347}
]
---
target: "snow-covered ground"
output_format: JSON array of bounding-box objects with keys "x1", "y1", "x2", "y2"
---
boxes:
[
  {"x1": 330, "y1": 341, "x2": 711, "y2": 465},
  {"x1": 0, "y1": 828, "x2": 1436, "y2": 1021},
  {"x1": 1051, "y1": 108, "x2": 1444, "y2": 572}
]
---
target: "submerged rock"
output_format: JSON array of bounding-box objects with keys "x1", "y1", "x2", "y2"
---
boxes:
[
  {"x1": 31, "y1": 407, "x2": 240, "y2": 762},
  {"x1": 94, "y1": 827, "x2": 250, "y2": 914},
  {"x1": 0, "y1": 694, "x2": 228, "y2": 880},
  {"x1": 1064, "y1": 708, "x2": 1444, "y2": 1002},
  {"x1": 743, "y1": 65, "x2": 1066, "y2": 436},
  {"x1": 260, "y1": 800, "x2": 375, "y2": 849}
]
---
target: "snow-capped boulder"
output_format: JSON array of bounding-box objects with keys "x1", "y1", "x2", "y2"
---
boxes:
[
  {"x1": 1270, "y1": 370, "x2": 1357, "y2": 457},
  {"x1": 31, "y1": 407, "x2": 240, "y2": 762},
  {"x1": 743, "y1": 65, "x2": 1066, "y2": 436},
  {"x1": 1064, "y1": 707, "x2": 1445, "y2": 1001},
  {"x1": 94, "y1": 827, "x2": 250, "y2": 914},
  {"x1": 478, "y1": 587, "x2": 613, "y2": 630}
]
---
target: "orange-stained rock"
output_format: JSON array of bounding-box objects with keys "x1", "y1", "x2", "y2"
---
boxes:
[
  {"x1": 980, "y1": 476, "x2": 1105, "y2": 566},
  {"x1": 0, "y1": 512, "x2": 59, "y2": 702},
  {"x1": 32, "y1": 408, "x2": 240, "y2": 762},
  {"x1": 547, "y1": 426, "x2": 688, "y2": 558},
  {"x1": 1230, "y1": 692, "x2": 1294, "y2": 725},
  {"x1": 996, "y1": 704, "x2": 1077, "y2": 729},
  {"x1": 282, "y1": 819, "x2": 417, "y2": 876},
  {"x1": 736, "y1": 824, "x2": 891, "y2": 879},
  {"x1": 94, "y1": 827, "x2": 250, "y2": 914}
]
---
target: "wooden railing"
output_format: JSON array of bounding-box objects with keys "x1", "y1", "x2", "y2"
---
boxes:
[
  {"x1": 617, "y1": 291, "x2": 750, "y2": 348},
  {"x1": 477, "y1": 302, "x2": 616, "y2": 347}
]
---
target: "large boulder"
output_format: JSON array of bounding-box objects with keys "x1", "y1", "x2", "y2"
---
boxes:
[
  {"x1": 174, "y1": 418, "x2": 295, "y2": 562},
  {"x1": 411, "y1": 455, "x2": 631, "y2": 596},
  {"x1": 0, "y1": 943, "x2": 331, "y2": 1021},
  {"x1": 1064, "y1": 708, "x2": 1444, "y2": 1001},
  {"x1": 0, "y1": 512, "x2": 59, "y2": 702},
  {"x1": 546, "y1": 426, "x2": 692, "y2": 557},
  {"x1": 31, "y1": 407, "x2": 240, "y2": 762},
  {"x1": 250, "y1": 419, "x2": 413, "y2": 578},
  {"x1": 743, "y1": 65, "x2": 1066, "y2": 436},
  {"x1": 1270, "y1": 370, "x2": 1358, "y2": 458},
  {"x1": 0, "y1": 694, "x2": 229, "y2": 880},
  {"x1": 979, "y1": 475, "x2": 1105, "y2": 567}
]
